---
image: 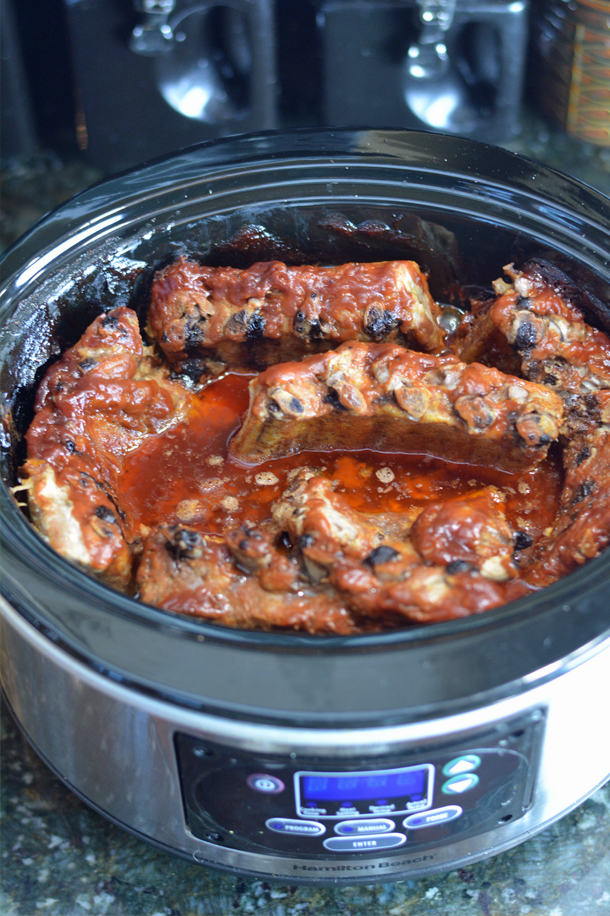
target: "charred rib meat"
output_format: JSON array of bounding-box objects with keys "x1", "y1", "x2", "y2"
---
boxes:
[
  {"x1": 136, "y1": 524, "x2": 359, "y2": 634},
  {"x1": 148, "y1": 257, "x2": 446, "y2": 376},
  {"x1": 526, "y1": 418, "x2": 610, "y2": 586},
  {"x1": 135, "y1": 469, "x2": 525, "y2": 627},
  {"x1": 456, "y1": 261, "x2": 610, "y2": 409},
  {"x1": 455, "y1": 260, "x2": 610, "y2": 587}
]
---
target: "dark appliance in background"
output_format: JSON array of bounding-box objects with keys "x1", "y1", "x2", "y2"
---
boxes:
[
  {"x1": 315, "y1": 0, "x2": 529, "y2": 144},
  {"x1": 63, "y1": 0, "x2": 277, "y2": 172},
  {"x1": 1, "y1": 0, "x2": 38, "y2": 159},
  {"x1": 6, "y1": 0, "x2": 530, "y2": 173}
]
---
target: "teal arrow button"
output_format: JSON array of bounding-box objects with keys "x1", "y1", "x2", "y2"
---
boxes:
[
  {"x1": 442, "y1": 773, "x2": 479, "y2": 795},
  {"x1": 442, "y1": 754, "x2": 481, "y2": 777}
]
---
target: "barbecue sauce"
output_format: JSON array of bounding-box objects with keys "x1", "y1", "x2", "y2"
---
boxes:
[{"x1": 119, "y1": 372, "x2": 563, "y2": 542}]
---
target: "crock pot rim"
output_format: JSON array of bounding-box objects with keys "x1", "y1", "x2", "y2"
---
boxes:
[{"x1": 2, "y1": 126, "x2": 609, "y2": 276}]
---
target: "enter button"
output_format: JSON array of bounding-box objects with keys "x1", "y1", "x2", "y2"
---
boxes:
[
  {"x1": 324, "y1": 834, "x2": 406, "y2": 852},
  {"x1": 404, "y1": 806, "x2": 463, "y2": 829}
]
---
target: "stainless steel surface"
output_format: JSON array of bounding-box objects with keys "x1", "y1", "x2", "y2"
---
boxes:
[
  {"x1": 130, "y1": 0, "x2": 176, "y2": 56},
  {"x1": 3, "y1": 596, "x2": 610, "y2": 881},
  {"x1": 404, "y1": 0, "x2": 476, "y2": 132},
  {"x1": 403, "y1": 0, "x2": 528, "y2": 135}
]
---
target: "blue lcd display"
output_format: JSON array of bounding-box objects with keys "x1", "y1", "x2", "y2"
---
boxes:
[{"x1": 302, "y1": 769, "x2": 426, "y2": 802}]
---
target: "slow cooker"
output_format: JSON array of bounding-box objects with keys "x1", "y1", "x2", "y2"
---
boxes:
[{"x1": 2, "y1": 129, "x2": 610, "y2": 886}]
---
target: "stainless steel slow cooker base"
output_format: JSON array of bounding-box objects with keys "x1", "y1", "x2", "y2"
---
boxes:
[{"x1": 3, "y1": 597, "x2": 610, "y2": 885}]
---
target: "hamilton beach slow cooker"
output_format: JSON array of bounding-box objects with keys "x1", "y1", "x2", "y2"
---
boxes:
[{"x1": 2, "y1": 129, "x2": 610, "y2": 886}]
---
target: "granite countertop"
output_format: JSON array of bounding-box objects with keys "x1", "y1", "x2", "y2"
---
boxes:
[{"x1": 2, "y1": 118, "x2": 610, "y2": 915}]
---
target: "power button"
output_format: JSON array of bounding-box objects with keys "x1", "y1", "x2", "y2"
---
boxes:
[{"x1": 247, "y1": 774, "x2": 285, "y2": 794}]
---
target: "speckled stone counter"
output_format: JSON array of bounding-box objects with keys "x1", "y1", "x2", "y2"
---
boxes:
[{"x1": 2, "y1": 119, "x2": 610, "y2": 915}]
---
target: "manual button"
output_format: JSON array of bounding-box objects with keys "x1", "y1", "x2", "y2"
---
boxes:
[
  {"x1": 335, "y1": 818, "x2": 395, "y2": 836},
  {"x1": 324, "y1": 834, "x2": 406, "y2": 852},
  {"x1": 266, "y1": 818, "x2": 325, "y2": 837}
]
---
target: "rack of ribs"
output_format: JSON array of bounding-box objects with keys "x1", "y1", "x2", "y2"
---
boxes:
[
  {"x1": 273, "y1": 469, "x2": 528, "y2": 622},
  {"x1": 136, "y1": 468, "x2": 528, "y2": 628},
  {"x1": 21, "y1": 307, "x2": 198, "y2": 587},
  {"x1": 229, "y1": 341, "x2": 565, "y2": 472},
  {"x1": 456, "y1": 260, "x2": 610, "y2": 411},
  {"x1": 136, "y1": 524, "x2": 360, "y2": 634},
  {"x1": 148, "y1": 257, "x2": 446, "y2": 378},
  {"x1": 526, "y1": 415, "x2": 610, "y2": 586},
  {"x1": 455, "y1": 259, "x2": 610, "y2": 586}
]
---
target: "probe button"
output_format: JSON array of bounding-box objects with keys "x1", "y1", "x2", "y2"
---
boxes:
[
  {"x1": 266, "y1": 818, "x2": 325, "y2": 836},
  {"x1": 442, "y1": 755, "x2": 482, "y2": 777},
  {"x1": 403, "y1": 805, "x2": 463, "y2": 829},
  {"x1": 441, "y1": 773, "x2": 479, "y2": 795},
  {"x1": 247, "y1": 774, "x2": 285, "y2": 794},
  {"x1": 324, "y1": 833, "x2": 406, "y2": 852},
  {"x1": 335, "y1": 818, "x2": 395, "y2": 835}
]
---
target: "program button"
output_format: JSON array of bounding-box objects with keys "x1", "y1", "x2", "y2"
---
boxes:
[{"x1": 266, "y1": 818, "x2": 325, "y2": 836}]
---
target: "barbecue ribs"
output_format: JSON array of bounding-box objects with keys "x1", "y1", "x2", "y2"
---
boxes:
[
  {"x1": 455, "y1": 260, "x2": 610, "y2": 586},
  {"x1": 148, "y1": 257, "x2": 446, "y2": 379},
  {"x1": 229, "y1": 341, "x2": 565, "y2": 471},
  {"x1": 135, "y1": 468, "x2": 526, "y2": 627},
  {"x1": 20, "y1": 255, "x2": 610, "y2": 633},
  {"x1": 21, "y1": 307, "x2": 198, "y2": 586}
]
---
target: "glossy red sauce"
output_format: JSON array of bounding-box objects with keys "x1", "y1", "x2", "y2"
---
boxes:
[{"x1": 119, "y1": 373, "x2": 563, "y2": 539}]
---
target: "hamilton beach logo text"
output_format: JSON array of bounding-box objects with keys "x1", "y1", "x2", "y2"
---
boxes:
[{"x1": 292, "y1": 854, "x2": 437, "y2": 871}]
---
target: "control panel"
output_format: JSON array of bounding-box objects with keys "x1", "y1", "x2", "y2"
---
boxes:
[{"x1": 175, "y1": 710, "x2": 544, "y2": 858}]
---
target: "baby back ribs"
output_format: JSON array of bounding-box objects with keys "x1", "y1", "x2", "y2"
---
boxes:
[
  {"x1": 455, "y1": 260, "x2": 610, "y2": 586},
  {"x1": 229, "y1": 341, "x2": 565, "y2": 472},
  {"x1": 456, "y1": 261, "x2": 610, "y2": 411},
  {"x1": 273, "y1": 469, "x2": 525, "y2": 622},
  {"x1": 527, "y1": 411, "x2": 610, "y2": 586},
  {"x1": 148, "y1": 257, "x2": 446, "y2": 378},
  {"x1": 21, "y1": 256, "x2": 609, "y2": 634},
  {"x1": 136, "y1": 524, "x2": 359, "y2": 634},
  {"x1": 135, "y1": 468, "x2": 526, "y2": 630},
  {"x1": 22, "y1": 307, "x2": 198, "y2": 586}
]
